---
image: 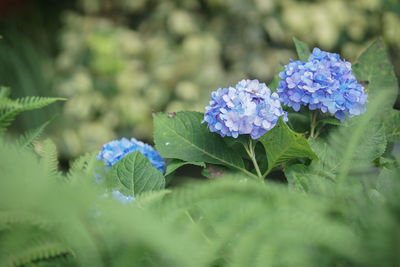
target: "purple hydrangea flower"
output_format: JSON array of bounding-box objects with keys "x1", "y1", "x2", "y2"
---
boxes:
[
  {"x1": 277, "y1": 48, "x2": 368, "y2": 121},
  {"x1": 97, "y1": 137, "x2": 166, "y2": 174},
  {"x1": 203, "y1": 79, "x2": 287, "y2": 139}
]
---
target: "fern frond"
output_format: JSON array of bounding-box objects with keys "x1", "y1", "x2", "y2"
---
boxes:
[
  {"x1": 67, "y1": 151, "x2": 101, "y2": 182},
  {"x1": 36, "y1": 139, "x2": 60, "y2": 178},
  {"x1": 14, "y1": 96, "x2": 65, "y2": 110},
  {"x1": 16, "y1": 118, "x2": 53, "y2": 149},
  {"x1": 137, "y1": 189, "x2": 171, "y2": 208},
  {"x1": 0, "y1": 96, "x2": 64, "y2": 132},
  {"x1": 0, "y1": 98, "x2": 22, "y2": 110},
  {"x1": 157, "y1": 178, "x2": 364, "y2": 266},
  {"x1": 4, "y1": 242, "x2": 72, "y2": 267},
  {"x1": 0, "y1": 211, "x2": 49, "y2": 229}
]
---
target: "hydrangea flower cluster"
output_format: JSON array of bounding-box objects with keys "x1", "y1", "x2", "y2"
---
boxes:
[
  {"x1": 277, "y1": 48, "x2": 368, "y2": 121},
  {"x1": 97, "y1": 137, "x2": 165, "y2": 203},
  {"x1": 203, "y1": 79, "x2": 287, "y2": 139},
  {"x1": 97, "y1": 137, "x2": 166, "y2": 174}
]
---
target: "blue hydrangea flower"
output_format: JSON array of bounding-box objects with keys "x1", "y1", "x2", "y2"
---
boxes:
[
  {"x1": 97, "y1": 137, "x2": 166, "y2": 174},
  {"x1": 277, "y1": 48, "x2": 368, "y2": 121},
  {"x1": 203, "y1": 79, "x2": 287, "y2": 139},
  {"x1": 111, "y1": 190, "x2": 136, "y2": 204},
  {"x1": 97, "y1": 138, "x2": 165, "y2": 204}
]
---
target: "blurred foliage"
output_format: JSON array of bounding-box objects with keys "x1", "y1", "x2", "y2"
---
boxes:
[
  {"x1": 1, "y1": 124, "x2": 400, "y2": 266},
  {"x1": 1, "y1": 0, "x2": 400, "y2": 159}
]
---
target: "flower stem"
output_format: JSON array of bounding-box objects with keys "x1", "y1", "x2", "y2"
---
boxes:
[
  {"x1": 245, "y1": 139, "x2": 263, "y2": 181},
  {"x1": 310, "y1": 111, "x2": 318, "y2": 138},
  {"x1": 314, "y1": 123, "x2": 325, "y2": 138}
]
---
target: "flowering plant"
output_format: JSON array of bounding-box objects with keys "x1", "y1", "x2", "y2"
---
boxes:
[
  {"x1": 1, "y1": 38, "x2": 399, "y2": 267},
  {"x1": 96, "y1": 38, "x2": 398, "y2": 194}
]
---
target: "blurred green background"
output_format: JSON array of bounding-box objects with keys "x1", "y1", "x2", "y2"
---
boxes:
[{"x1": 1, "y1": 0, "x2": 399, "y2": 163}]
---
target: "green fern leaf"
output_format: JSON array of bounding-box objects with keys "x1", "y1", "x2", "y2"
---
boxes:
[
  {"x1": 136, "y1": 189, "x2": 171, "y2": 208},
  {"x1": 0, "y1": 96, "x2": 64, "y2": 132},
  {"x1": 67, "y1": 151, "x2": 104, "y2": 183},
  {"x1": 0, "y1": 211, "x2": 48, "y2": 229},
  {"x1": 16, "y1": 118, "x2": 54, "y2": 149},
  {"x1": 6, "y1": 242, "x2": 72, "y2": 267},
  {"x1": 37, "y1": 139, "x2": 60, "y2": 178}
]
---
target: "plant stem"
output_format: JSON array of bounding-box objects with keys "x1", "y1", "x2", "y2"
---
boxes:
[
  {"x1": 245, "y1": 139, "x2": 263, "y2": 181},
  {"x1": 314, "y1": 123, "x2": 325, "y2": 138},
  {"x1": 262, "y1": 168, "x2": 272, "y2": 180},
  {"x1": 310, "y1": 111, "x2": 318, "y2": 138}
]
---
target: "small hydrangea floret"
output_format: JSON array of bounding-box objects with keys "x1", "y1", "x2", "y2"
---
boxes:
[
  {"x1": 277, "y1": 48, "x2": 368, "y2": 121},
  {"x1": 203, "y1": 79, "x2": 287, "y2": 139},
  {"x1": 97, "y1": 137, "x2": 166, "y2": 174}
]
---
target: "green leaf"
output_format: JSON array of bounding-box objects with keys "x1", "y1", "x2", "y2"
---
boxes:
[
  {"x1": 316, "y1": 117, "x2": 341, "y2": 127},
  {"x1": 284, "y1": 164, "x2": 309, "y2": 191},
  {"x1": 284, "y1": 162, "x2": 335, "y2": 194},
  {"x1": 308, "y1": 138, "x2": 338, "y2": 175},
  {"x1": 291, "y1": 93, "x2": 390, "y2": 192},
  {"x1": 374, "y1": 157, "x2": 398, "y2": 170},
  {"x1": 312, "y1": 120, "x2": 386, "y2": 172},
  {"x1": 384, "y1": 109, "x2": 400, "y2": 142},
  {"x1": 223, "y1": 135, "x2": 250, "y2": 159},
  {"x1": 258, "y1": 118, "x2": 318, "y2": 176},
  {"x1": 293, "y1": 37, "x2": 311, "y2": 61},
  {"x1": 153, "y1": 111, "x2": 256, "y2": 178},
  {"x1": 165, "y1": 159, "x2": 205, "y2": 176},
  {"x1": 223, "y1": 135, "x2": 249, "y2": 148},
  {"x1": 353, "y1": 39, "x2": 399, "y2": 109},
  {"x1": 268, "y1": 65, "x2": 285, "y2": 92},
  {"x1": 377, "y1": 167, "x2": 399, "y2": 197},
  {"x1": 106, "y1": 151, "x2": 165, "y2": 197},
  {"x1": 286, "y1": 112, "x2": 310, "y2": 133},
  {"x1": 335, "y1": 117, "x2": 387, "y2": 181}
]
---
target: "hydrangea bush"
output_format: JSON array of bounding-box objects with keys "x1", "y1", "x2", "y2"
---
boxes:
[
  {"x1": 97, "y1": 38, "x2": 397, "y2": 192},
  {"x1": 1, "y1": 37, "x2": 399, "y2": 266}
]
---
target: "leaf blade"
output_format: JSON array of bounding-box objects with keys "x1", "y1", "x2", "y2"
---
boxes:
[
  {"x1": 353, "y1": 39, "x2": 398, "y2": 109},
  {"x1": 165, "y1": 159, "x2": 205, "y2": 176},
  {"x1": 106, "y1": 151, "x2": 165, "y2": 197},
  {"x1": 259, "y1": 118, "x2": 318, "y2": 175},
  {"x1": 153, "y1": 111, "x2": 256, "y2": 178},
  {"x1": 384, "y1": 109, "x2": 400, "y2": 143},
  {"x1": 293, "y1": 37, "x2": 311, "y2": 61}
]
